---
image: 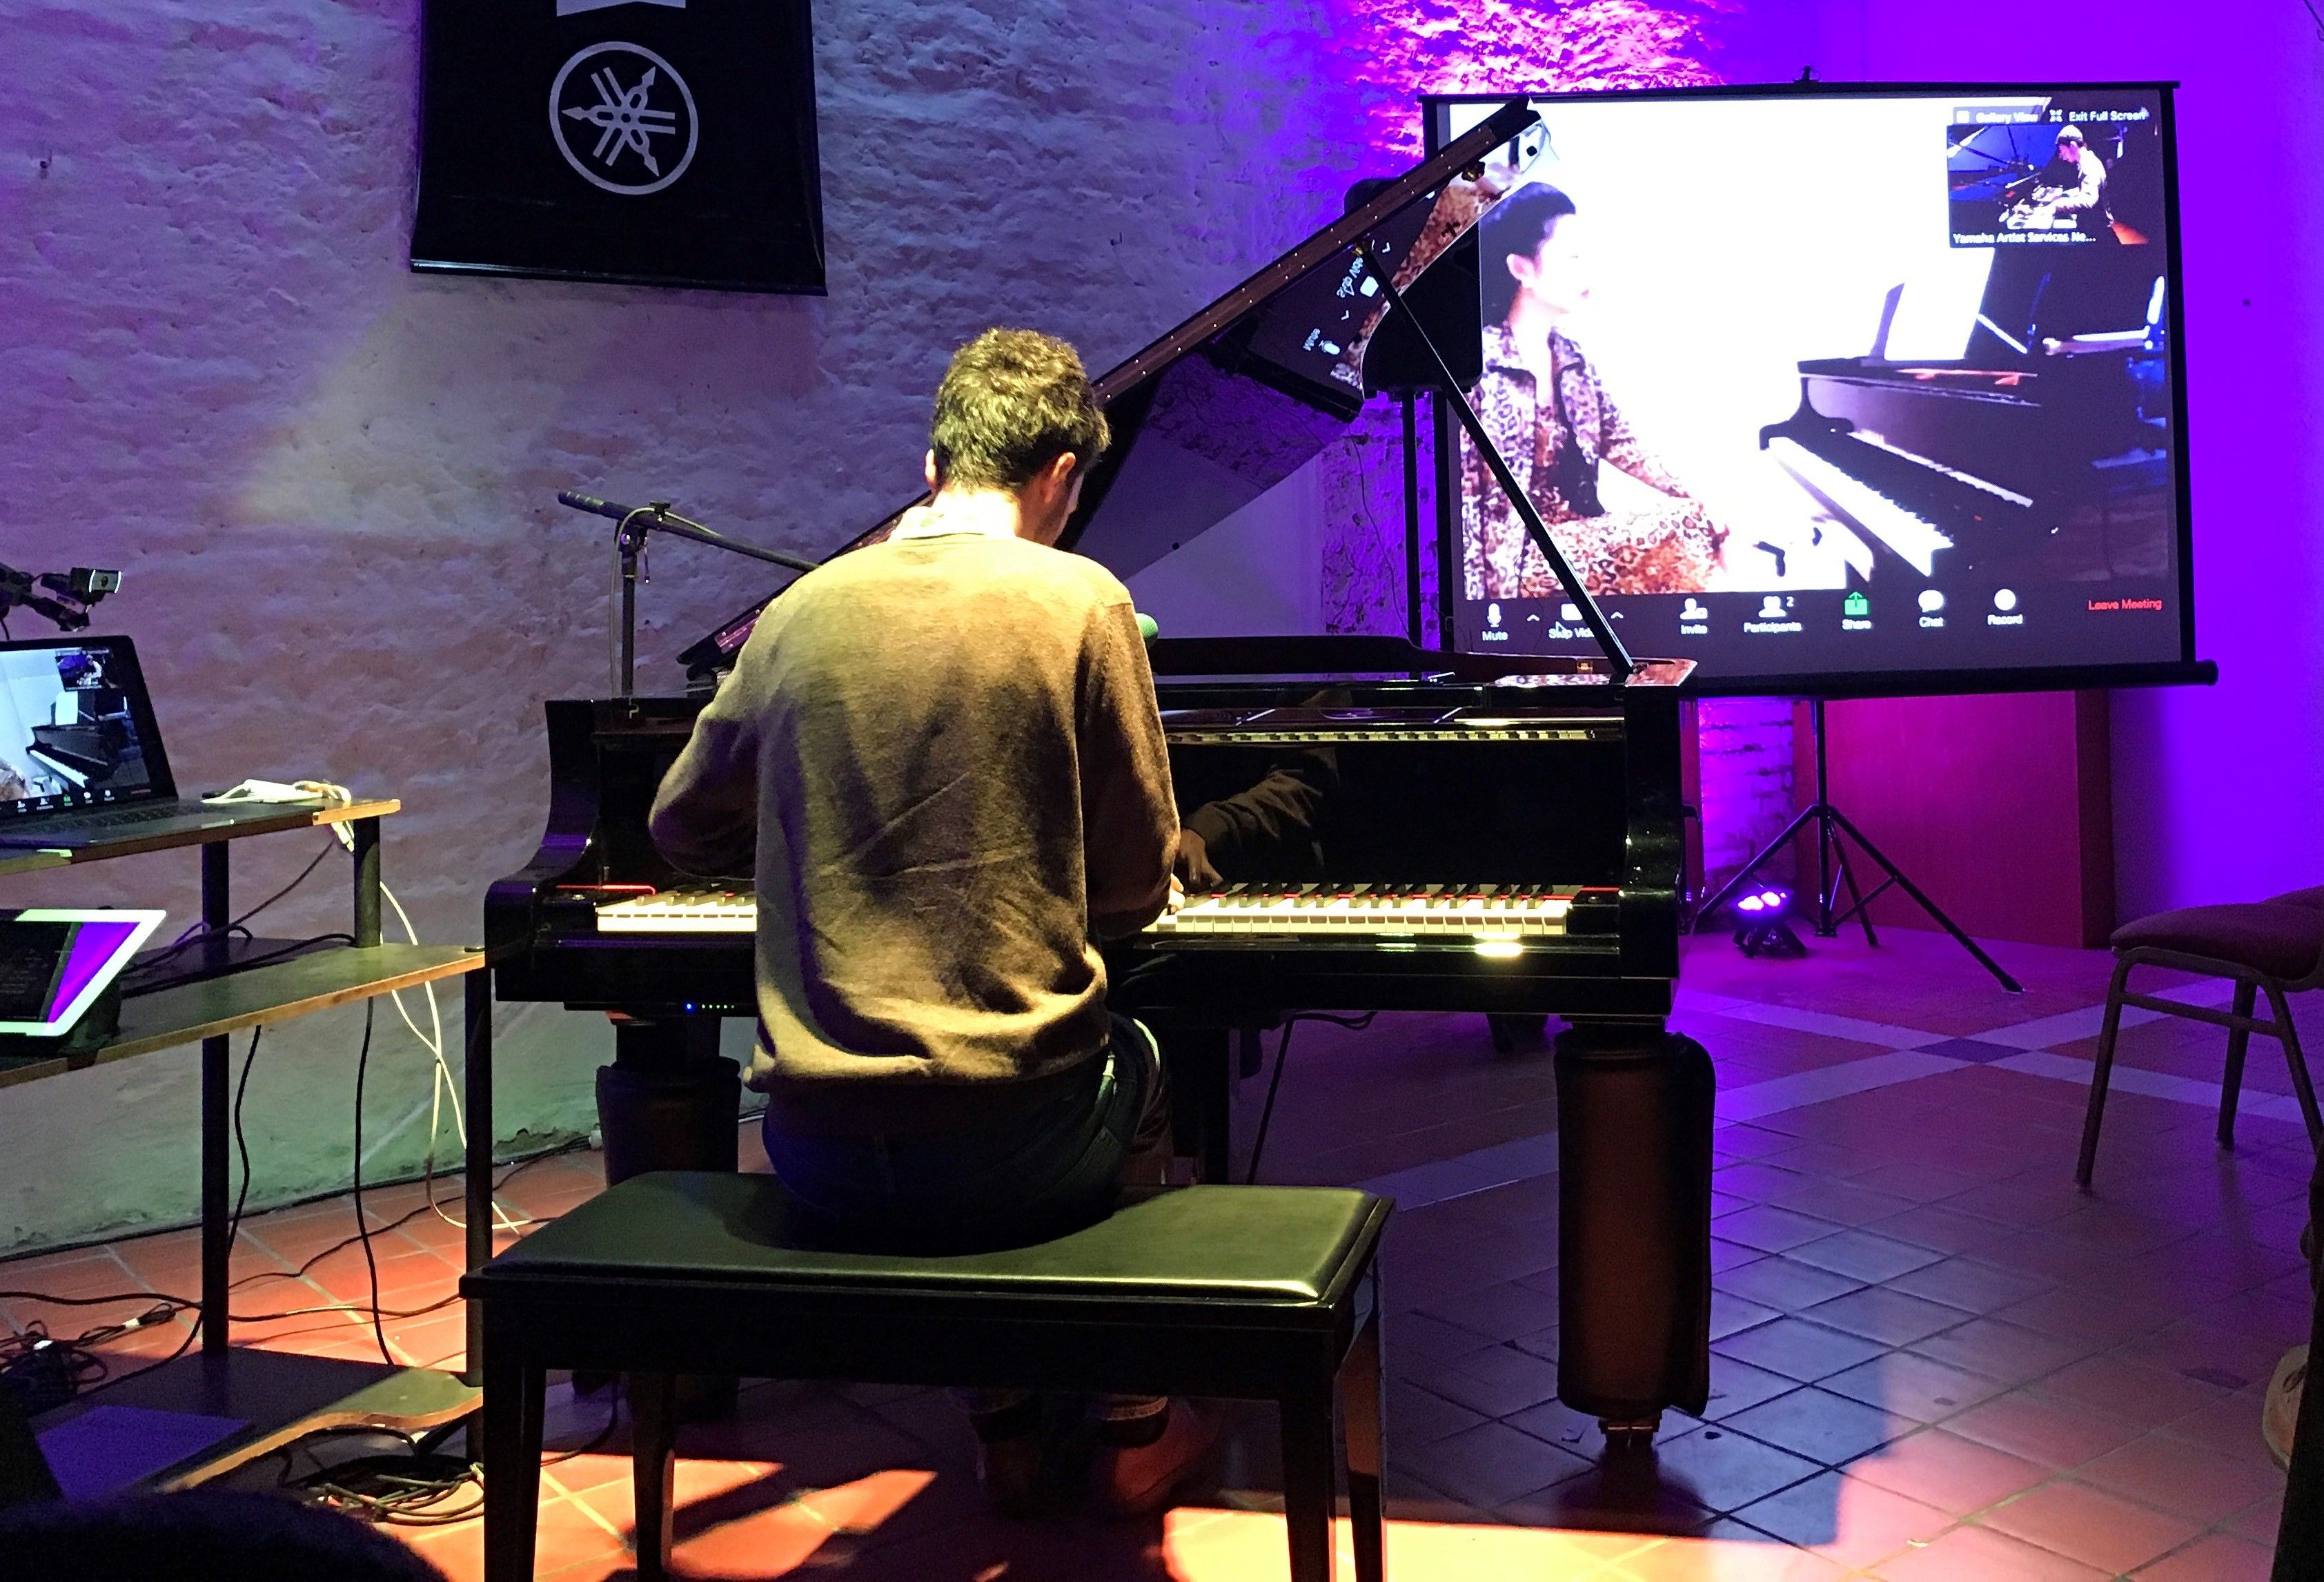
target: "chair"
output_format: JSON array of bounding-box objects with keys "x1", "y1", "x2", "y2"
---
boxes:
[
  {"x1": 2077, "y1": 887, "x2": 2324, "y2": 1184},
  {"x1": 464, "y1": 1171, "x2": 1389, "y2": 1582}
]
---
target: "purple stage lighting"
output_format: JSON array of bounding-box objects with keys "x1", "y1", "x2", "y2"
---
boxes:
[{"x1": 1732, "y1": 886, "x2": 1806, "y2": 959}]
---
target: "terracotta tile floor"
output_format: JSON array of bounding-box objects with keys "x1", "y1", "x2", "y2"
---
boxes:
[{"x1": 2, "y1": 924, "x2": 2312, "y2": 1578}]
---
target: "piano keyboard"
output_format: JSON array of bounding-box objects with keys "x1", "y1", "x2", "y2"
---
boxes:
[
  {"x1": 596, "y1": 890, "x2": 756, "y2": 932},
  {"x1": 1766, "y1": 436, "x2": 1953, "y2": 578},
  {"x1": 595, "y1": 885, "x2": 1577, "y2": 941},
  {"x1": 1150, "y1": 885, "x2": 1573, "y2": 939}
]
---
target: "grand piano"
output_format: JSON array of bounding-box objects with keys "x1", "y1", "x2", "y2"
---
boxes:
[
  {"x1": 1758, "y1": 246, "x2": 2174, "y2": 583},
  {"x1": 489, "y1": 100, "x2": 1715, "y2": 1441},
  {"x1": 30, "y1": 694, "x2": 136, "y2": 783}
]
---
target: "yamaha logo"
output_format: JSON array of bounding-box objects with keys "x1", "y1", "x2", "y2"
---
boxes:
[{"x1": 549, "y1": 41, "x2": 699, "y2": 196}]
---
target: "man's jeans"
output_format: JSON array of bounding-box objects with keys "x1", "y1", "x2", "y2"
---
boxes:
[
  {"x1": 760, "y1": 1015, "x2": 1170, "y2": 1253},
  {"x1": 761, "y1": 1015, "x2": 1174, "y2": 1436}
]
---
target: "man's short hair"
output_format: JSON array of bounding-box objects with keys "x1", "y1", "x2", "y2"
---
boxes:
[{"x1": 929, "y1": 329, "x2": 1110, "y2": 493}]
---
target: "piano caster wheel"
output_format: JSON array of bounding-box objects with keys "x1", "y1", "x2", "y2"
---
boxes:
[
  {"x1": 1487, "y1": 1013, "x2": 1549, "y2": 1055},
  {"x1": 1600, "y1": 1414, "x2": 1661, "y2": 1453}
]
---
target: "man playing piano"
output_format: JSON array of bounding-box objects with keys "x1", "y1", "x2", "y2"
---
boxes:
[
  {"x1": 647, "y1": 328, "x2": 1214, "y2": 1516},
  {"x1": 2005, "y1": 124, "x2": 2112, "y2": 241}
]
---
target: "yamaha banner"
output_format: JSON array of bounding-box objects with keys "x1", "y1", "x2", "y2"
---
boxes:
[{"x1": 412, "y1": 0, "x2": 824, "y2": 293}]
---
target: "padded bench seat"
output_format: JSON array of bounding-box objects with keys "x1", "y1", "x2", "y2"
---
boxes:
[
  {"x1": 464, "y1": 1172, "x2": 1390, "y2": 1582},
  {"x1": 2110, "y1": 903, "x2": 2324, "y2": 982}
]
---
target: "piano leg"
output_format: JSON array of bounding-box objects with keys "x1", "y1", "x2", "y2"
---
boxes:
[
  {"x1": 593, "y1": 1014, "x2": 740, "y2": 1418},
  {"x1": 597, "y1": 1014, "x2": 740, "y2": 1184},
  {"x1": 1160, "y1": 1026, "x2": 1233, "y2": 1184},
  {"x1": 1553, "y1": 1022, "x2": 1715, "y2": 1441}
]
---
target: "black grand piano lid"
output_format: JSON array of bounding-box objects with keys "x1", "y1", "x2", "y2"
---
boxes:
[{"x1": 677, "y1": 99, "x2": 1551, "y2": 680}]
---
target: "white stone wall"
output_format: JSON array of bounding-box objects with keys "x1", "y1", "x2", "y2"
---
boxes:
[
  {"x1": 0, "y1": 1, "x2": 1340, "y2": 1251},
  {"x1": 0, "y1": 1, "x2": 1804, "y2": 1252},
  {"x1": 1697, "y1": 698, "x2": 1798, "y2": 896}
]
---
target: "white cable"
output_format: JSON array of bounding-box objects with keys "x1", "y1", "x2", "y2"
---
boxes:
[
  {"x1": 380, "y1": 882, "x2": 527, "y2": 1234},
  {"x1": 308, "y1": 779, "x2": 525, "y2": 1234}
]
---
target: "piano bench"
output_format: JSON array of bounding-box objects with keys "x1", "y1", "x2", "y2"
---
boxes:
[
  {"x1": 463, "y1": 1171, "x2": 1390, "y2": 1582},
  {"x1": 2078, "y1": 888, "x2": 2324, "y2": 1185}
]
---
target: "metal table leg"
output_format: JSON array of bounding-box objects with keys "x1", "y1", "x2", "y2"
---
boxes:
[
  {"x1": 350, "y1": 816, "x2": 382, "y2": 948},
  {"x1": 200, "y1": 842, "x2": 231, "y2": 1356},
  {"x1": 464, "y1": 968, "x2": 493, "y2": 1386}
]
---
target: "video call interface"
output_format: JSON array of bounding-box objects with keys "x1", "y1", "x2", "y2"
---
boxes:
[
  {"x1": 1432, "y1": 88, "x2": 2185, "y2": 683},
  {"x1": 0, "y1": 645, "x2": 153, "y2": 817}
]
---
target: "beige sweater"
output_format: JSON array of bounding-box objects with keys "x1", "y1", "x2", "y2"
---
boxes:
[{"x1": 648, "y1": 530, "x2": 1177, "y2": 1134}]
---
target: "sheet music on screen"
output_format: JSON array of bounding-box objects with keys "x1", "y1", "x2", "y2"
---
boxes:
[{"x1": 1429, "y1": 86, "x2": 2189, "y2": 690}]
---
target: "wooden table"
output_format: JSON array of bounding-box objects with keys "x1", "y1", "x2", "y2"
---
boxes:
[
  {"x1": 3, "y1": 803, "x2": 498, "y2": 1490},
  {"x1": 0, "y1": 944, "x2": 477, "y2": 1090},
  {"x1": 0, "y1": 798, "x2": 402, "y2": 880}
]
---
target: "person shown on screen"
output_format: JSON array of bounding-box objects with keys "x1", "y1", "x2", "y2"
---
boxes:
[
  {"x1": 1461, "y1": 183, "x2": 1725, "y2": 603},
  {"x1": 2005, "y1": 125, "x2": 2111, "y2": 240}
]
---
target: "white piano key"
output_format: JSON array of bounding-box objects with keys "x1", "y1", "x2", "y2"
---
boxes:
[
  {"x1": 602, "y1": 886, "x2": 1580, "y2": 941},
  {"x1": 1768, "y1": 436, "x2": 1953, "y2": 578}
]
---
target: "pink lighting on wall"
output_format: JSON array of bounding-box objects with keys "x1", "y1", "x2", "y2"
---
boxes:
[{"x1": 1309, "y1": 0, "x2": 1728, "y2": 159}]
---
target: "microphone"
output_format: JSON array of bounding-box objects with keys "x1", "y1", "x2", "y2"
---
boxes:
[
  {"x1": 558, "y1": 490, "x2": 650, "y2": 522},
  {"x1": 1136, "y1": 612, "x2": 1159, "y2": 646},
  {"x1": 555, "y1": 488, "x2": 823, "y2": 575}
]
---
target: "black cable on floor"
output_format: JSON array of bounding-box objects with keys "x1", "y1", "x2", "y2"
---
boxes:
[
  {"x1": 230, "y1": 1026, "x2": 262, "y2": 1242},
  {"x1": 1245, "y1": 1020, "x2": 1297, "y2": 1184},
  {"x1": 284, "y1": 1427, "x2": 483, "y2": 1527},
  {"x1": 231, "y1": 1138, "x2": 591, "y2": 1297},
  {"x1": 0, "y1": 1288, "x2": 194, "y2": 1310},
  {"x1": 349, "y1": 1001, "x2": 391, "y2": 1366},
  {"x1": 70, "y1": 1305, "x2": 201, "y2": 1400},
  {"x1": 3, "y1": 1118, "x2": 609, "y2": 1403},
  {"x1": 0, "y1": 1311, "x2": 168, "y2": 1413}
]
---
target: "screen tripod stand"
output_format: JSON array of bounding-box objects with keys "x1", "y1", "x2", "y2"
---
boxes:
[{"x1": 1693, "y1": 698, "x2": 2023, "y2": 994}]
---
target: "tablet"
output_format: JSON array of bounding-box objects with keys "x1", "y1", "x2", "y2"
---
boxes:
[{"x1": 0, "y1": 909, "x2": 166, "y2": 1037}]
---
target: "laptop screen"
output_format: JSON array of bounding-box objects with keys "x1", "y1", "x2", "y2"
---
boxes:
[{"x1": 0, "y1": 641, "x2": 167, "y2": 818}]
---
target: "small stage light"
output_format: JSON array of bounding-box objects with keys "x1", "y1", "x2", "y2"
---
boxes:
[{"x1": 1732, "y1": 886, "x2": 1807, "y2": 959}]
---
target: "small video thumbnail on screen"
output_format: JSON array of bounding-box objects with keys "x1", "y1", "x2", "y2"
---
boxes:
[{"x1": 1947, "y1": 99, "x2": 2165, "y2": 248}]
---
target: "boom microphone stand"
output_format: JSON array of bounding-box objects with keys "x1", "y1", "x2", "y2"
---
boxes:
[
  {"x1": 557, "y1": 491, "x2": 820, "y2": 695},
  {"x1": 554, "y1": 493, "x2": 820, "y2": 1400},
  {"x1": 1694, "y1": 698, "x2": 2023, "y2": 993}
]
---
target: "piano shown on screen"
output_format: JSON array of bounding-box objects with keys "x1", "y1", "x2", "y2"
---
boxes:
[{"x1": 1759, "y1": 249, "x2": 2174, "y2": 585}]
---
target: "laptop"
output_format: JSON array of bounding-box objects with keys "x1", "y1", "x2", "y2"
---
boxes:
[{"x1": 0, "y1": 636, "x2": 320, "y2": 849}]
